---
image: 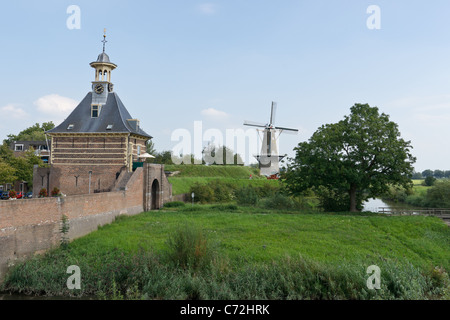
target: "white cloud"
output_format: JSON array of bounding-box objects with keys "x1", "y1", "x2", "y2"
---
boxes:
[
  {"x1": 34, "y1": 94, "x2": 78, "y2": 123},
  {"x1": 201, "y1": 107, "x2": 229, "y2": 119},
  {"x1": 198, "y1": 3, "x2": 217, "y2": 15},
  {"x1": 0, "y1": 104, "x2": 29, "y2": 119},
  {"x1": 385, "y1": 94, "x2": 450, "y2": 127}
]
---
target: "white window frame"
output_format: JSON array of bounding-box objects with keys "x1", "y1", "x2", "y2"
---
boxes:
[{"x1": 15, "y1": 144, "x2": 24, "y2": 151}]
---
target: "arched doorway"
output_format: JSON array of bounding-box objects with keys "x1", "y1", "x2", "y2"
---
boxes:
[{"x1": 151, "y1": 179, "x2": 160, "y2": 210}]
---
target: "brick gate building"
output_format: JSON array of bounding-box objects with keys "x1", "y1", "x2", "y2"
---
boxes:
[{"x1": 33, "y1": 35, "x2": 172, "y2": 208}]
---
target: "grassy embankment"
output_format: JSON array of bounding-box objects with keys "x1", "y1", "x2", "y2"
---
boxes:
[
  {"x1": 165, "y1": 165, "x2": 278, "y2": 195},
  {"x1": 385, "y1": 179, "x2": 450, "y2": 208},
  {"x1": 1, "y1": 207, "x2": 449, "y2": 299}
]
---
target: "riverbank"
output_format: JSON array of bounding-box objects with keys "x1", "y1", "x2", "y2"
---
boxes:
[
  {"x1": 383, "y1": 179, "x2": 450, "y2": 208},
  {"x1": 1, "y1": 205, "x2": 449, "y2": 300}
]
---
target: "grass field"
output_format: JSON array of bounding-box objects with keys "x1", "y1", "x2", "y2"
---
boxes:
[
  {"x1": 2, "y1": 205, "x2": 449, "y2": 300},
  {"x1": 69, "y1": 207, "x2": 450, "y2": 267}
]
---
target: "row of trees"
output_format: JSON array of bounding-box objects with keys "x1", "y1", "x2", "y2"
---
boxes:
[
  {"x1": 3, "y1": 122, "x2": 54, "y2": 146},
  {"x1": 0, "y1": 122, "x2": 54, "y2": 187},
  {"x1": 145, "y1": 140, "x2": 244, "y2": 166},
  {"x1": 413, "y1": 170, "x2": 450, "y2": 179}
]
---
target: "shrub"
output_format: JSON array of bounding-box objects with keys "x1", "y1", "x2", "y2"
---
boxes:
[
  {"x1": 51, "y1": 187, "x2": 60, "y2": 197},
  {"x1": 253, "y1": 184, "x2": 281, "y2": 198},
  {"x1": 39, "y1": 188, "x2": 48, "y2": 198},
  {"x1": 423, "y1": 176, "x2": 436, "y2": 187},
  {"x1": 404, "y1": 194, "x2": 426, "y2": 207},
  {"x1": 60, "y1": 215, "x2": 70, "y2": 249},
  {"x1": 235, "y1": 186, "x2": 258, "y2": 206},
  {"x1": 388, "y1": 187, "x2": 409, "y2": 203},
  {"x1": 210, "y1": 204, "x2": 238, "y2": 211},
  {"x1": 425, "y1": 180, "x2": 450, "y2": 208},
  {"x1": 210, "y1": 180, "x2": 234, "y2": 203},
  {"x1": 260, "y1": 193, "x2": 296, "y2": 210},
  {"x1": 190, "y1": 183, "x2": 214, "y2": 204},
  {"x1": 189, "y1": 180, "x2": 235, "y2": 204},
  {"x1": 8, "y1": 190, "x2": 17, "y2": 198},
  {"x1": 314, "y1": 187, "x2": 365, "y2": 212},
  {"x1": 164, "y1": 201, "x2": 185, "y2": 208}
]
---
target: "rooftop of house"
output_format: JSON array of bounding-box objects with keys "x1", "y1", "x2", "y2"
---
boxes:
[{"x1": 46, "y1": 92, "x2": 152, "y2": 139}]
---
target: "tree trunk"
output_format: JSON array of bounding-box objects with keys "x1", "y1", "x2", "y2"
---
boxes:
[{"x1": 349, "y1": 184, "x2": 358, "y2": 212}]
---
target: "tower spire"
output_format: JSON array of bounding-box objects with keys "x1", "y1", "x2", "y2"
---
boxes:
[{"x1": 102, "y1": 28, "x2": 107, "y2": 53}]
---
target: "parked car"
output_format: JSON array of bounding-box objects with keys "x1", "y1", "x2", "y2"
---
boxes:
[
  {"x1": 16, "y1": 192, "x2": 24, "y2": 199},
  {"x1": 1, "y1": 192, "x2": 10, "y2": 200},
  {"x1": 25, "y1": 192, "x2": 33, "y2": 199}
]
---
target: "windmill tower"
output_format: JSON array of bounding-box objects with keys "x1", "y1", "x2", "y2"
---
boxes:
[{"x1": 244, "y1": 102, "x2": 298, "y2": 178}]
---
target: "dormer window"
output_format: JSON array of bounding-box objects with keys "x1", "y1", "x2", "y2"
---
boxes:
[
  {"x1": 67, "y1": 124, "x2": 74, "y2": 130},
  {"x1": 127, "y1": 119, "x2": 140, "y2": 131},
  {"x1": 106, "y1": 124, "x2": 113, "y2": 130},
  {"x1": 91, "y1": 105, "x2": 100, "y2": 118}
]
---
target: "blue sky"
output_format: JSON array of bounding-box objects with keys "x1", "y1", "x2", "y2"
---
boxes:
[{"x1": 1, "y1": 0, "x2": 450, "y2": 171}]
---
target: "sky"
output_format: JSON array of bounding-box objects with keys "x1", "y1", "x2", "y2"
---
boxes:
[{"x1": 1, "y1": 0, "x2": 450, "y2": 172}]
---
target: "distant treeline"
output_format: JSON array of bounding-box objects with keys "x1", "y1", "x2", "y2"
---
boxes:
[{"x1": 412, "y1": 170, "x2": 450, "y2": 179}]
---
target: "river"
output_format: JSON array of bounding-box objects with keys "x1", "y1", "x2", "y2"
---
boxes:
[
  {"x1": 363, "y1": 198, "x2": 427, "y2": 214},
  {"x1": 363, "y1": 198, "x2": 391, "y2": 212}
]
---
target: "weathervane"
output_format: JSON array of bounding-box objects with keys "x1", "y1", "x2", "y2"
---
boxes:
[{"x1": 102, "y1": 28, "x2": 107, "y2": 53}]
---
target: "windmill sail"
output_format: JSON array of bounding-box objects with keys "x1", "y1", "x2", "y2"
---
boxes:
[
  {"x1": 243, "y1": 120, "x2": 266, "y2": 128},
  {"x1": 274, "y1": 126, "x2": 299, "y2": 133},
  {"x1": 270, "y1": 102, "x2": 277, "y2": 125}
]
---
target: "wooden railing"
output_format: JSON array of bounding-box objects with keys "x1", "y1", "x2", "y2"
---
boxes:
[{"x1": 377, "y1": 207, "x2": 450, "y2": 218}]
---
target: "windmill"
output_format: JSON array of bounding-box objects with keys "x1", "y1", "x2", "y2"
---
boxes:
[{"x1": 244, "y1": 102, "x2": 298, "y2": 178}]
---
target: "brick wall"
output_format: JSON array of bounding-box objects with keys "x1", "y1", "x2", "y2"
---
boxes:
[
  {"x1": 33, "y1": 164, "x2": 125, "y2": 196},
  {"x1": 0, "y1": 167, "x2": 144, "y2": 282},
  {"x1": 143, "y1": 164, "x2": 173, "y2": 211},
  {"x1": 51, "y1": 136, "x2": 127, "y2": 166}
]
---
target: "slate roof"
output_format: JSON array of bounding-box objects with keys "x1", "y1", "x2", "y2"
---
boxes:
[{"x1": 46, "y1": 92, "x2": 152, "y2": 139}]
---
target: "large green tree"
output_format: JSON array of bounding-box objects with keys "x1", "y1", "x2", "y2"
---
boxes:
[
  {"x1": 284, "y1": 104, "x2": 416, "y2": 212},
  {"x1": 0, "y1": 160, "x2": 17, "y2": 184},
  {"x1": 0, "y1": 143, "x2": 43, "y2": 186},
  {"x1": 146, "y1": 140, "x2": 156, "y2": 155}
]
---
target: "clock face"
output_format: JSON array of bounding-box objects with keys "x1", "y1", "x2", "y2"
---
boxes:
[
  {"x1": 94, "y1": 84, "x2": 104, "y2": 94},
  {"x1": 108, "y1": 83, "x2": 114, "y2": 92}
]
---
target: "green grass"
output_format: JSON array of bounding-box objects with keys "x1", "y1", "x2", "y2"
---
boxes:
[
  {"x1": 169, "y1": 176, "x2": 280, "y2": 195},
  {"x1": 2, "y1": 206, "x2": 449, "y2": 299},
  {"x1": 64, "y1": 207, "x2": 450, "y2": 268},
  {"x1": 165, "y1": 165, "x2": 276, "y2": 195},
  {"x1": 165, "y1": 165, "x2": 262, "y2": 178}
]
